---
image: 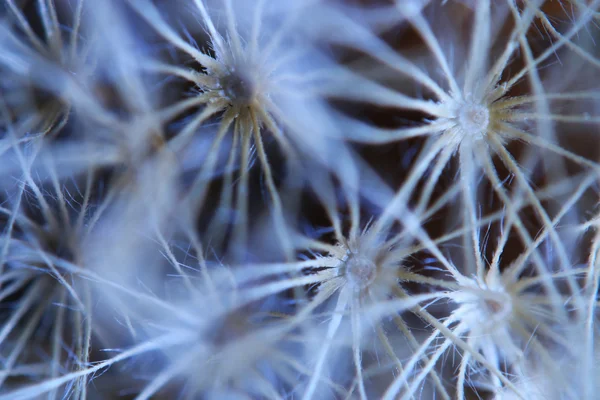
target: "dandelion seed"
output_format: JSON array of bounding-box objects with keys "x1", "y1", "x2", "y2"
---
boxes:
[
  {"x1": 129, "y1": 0, "x2": 335, "y2": 259},
  {"x1": 0, "y1": 0, "x2": 98, "y2": 138},
  {"x1": 0, "y1": 165, "x2": 99, "y2": 397},
  {"x1": 2, "y1": 1, "x2": 600, "y2": 400}
]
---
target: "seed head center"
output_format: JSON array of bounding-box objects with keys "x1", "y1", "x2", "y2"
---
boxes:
[
  {"x1": 477, "y1": 290, "x2": 513, "y2": 330},
  {"x1": 458, "y1": 102, "x2": 490, "y2": 138},
  {"x1": 220, "y1": 68, "x2": 256, "y2": 107},
  {"x1": 345, "y1": 255, "x2": 377, "y2": 290}
]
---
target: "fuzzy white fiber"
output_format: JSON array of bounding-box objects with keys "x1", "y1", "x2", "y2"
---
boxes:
[{"x1": 0, "y1": 1, "x2": 599, "y2": 399}]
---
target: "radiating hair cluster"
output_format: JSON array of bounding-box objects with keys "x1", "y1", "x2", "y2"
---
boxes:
[{"x1": 0, "y1": 0, "x2": 599, "y2": 399}]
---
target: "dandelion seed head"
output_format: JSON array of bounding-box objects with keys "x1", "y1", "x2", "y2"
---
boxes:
[
  {"x1": 454, "y1": 277, "x2": 513, "y2": 335},
  {"x1": 457, "y1": 101, "x2": 490, "y2": 140},
  {"x1": 450, "y1": 271, "x2": 530, "y2": 372},
  {"x1": 345, "y1": 253, "x2": 378, "y2": 291},
  {"x1": 439, "y1": 95, "x2": 496, "y2": 152},
  {"x1": 328, "y1": 229, "x2": 403, "y2": 299},
  {"x1": 218, "y1": 65, "x2": 257, "y2": 108}
]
